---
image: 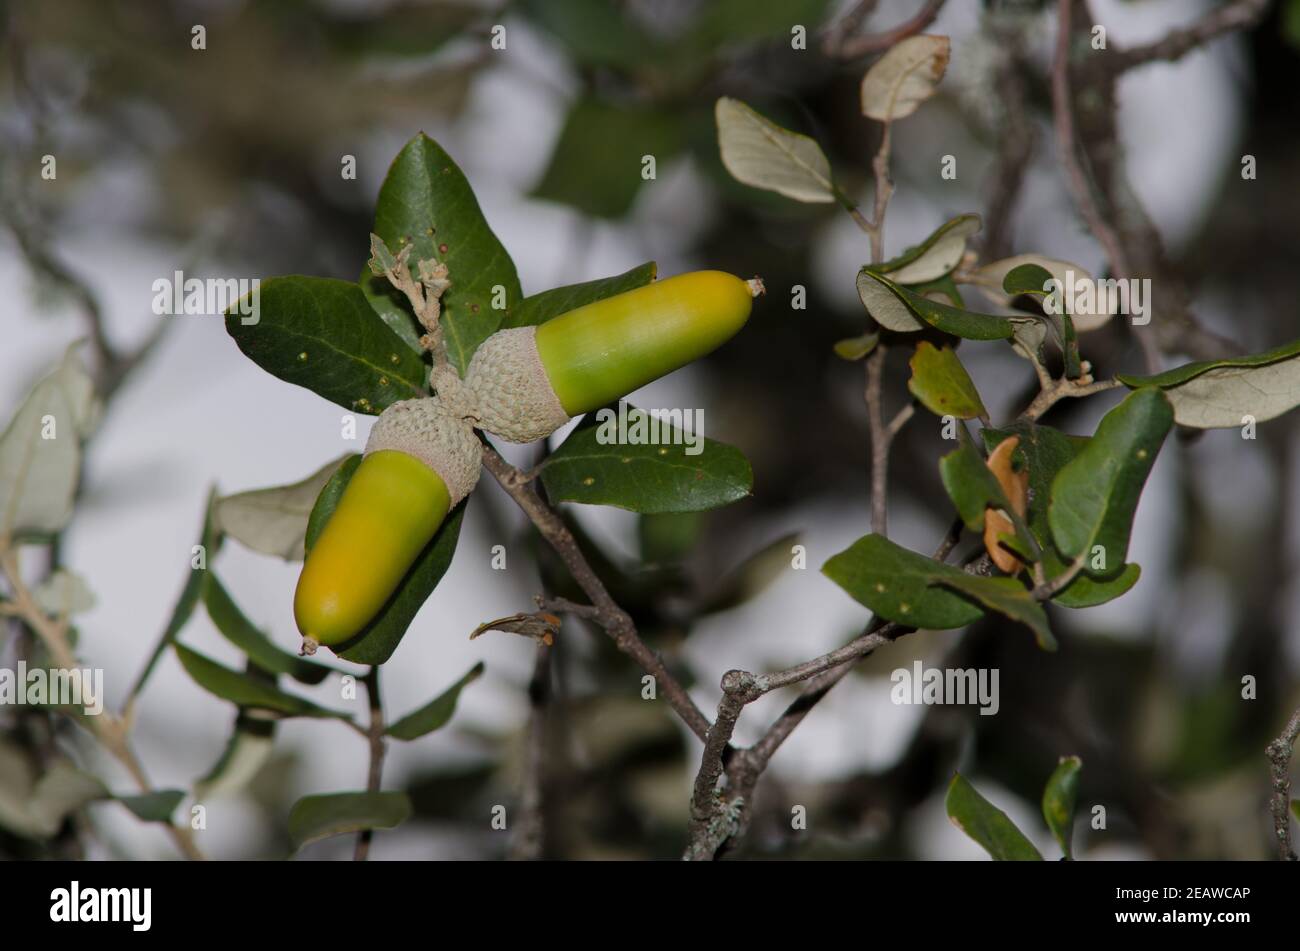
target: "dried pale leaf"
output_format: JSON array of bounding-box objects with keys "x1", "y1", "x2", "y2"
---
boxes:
[
  {"x1": 860, "y1": 35, "x2": 951, "y2": 122},
  {"x1": 887, "y1": 215, "x2": 981, "y2": 285},
  {"x1": 27, "y1": 763, "x2": 108, "y2": 838},
  {"x1": 0, "y1": 344, "x2": 99, "y2": 539},
  {"x1": 715, "y1": 97, "x2": 836, "y2": 203},
  {"x1": 833, "y1": 332, "x2": 879, "y2": 361},
  {"x1": 368, "y1": 232, "x2": 400, "y2": 276},
  {"x1": 967, "y1": 255, "x2": 1111, "y2": 332},
  {"x1": 194, "y1": 720, "x2": 275, "y2": 801},
  {"x1": 857, "y1": 268, "x2": 925, "y2": 332},
  {"x1": 0, "y1": 738, "x2": 39, "y2": 837},
  {"x1": 215, "y1": 455, "x2": 350, "y2": 561},
  {"x1": 1010, "y1": 318, "x2": 1049, "y2": 363},
  {"x1": 1149, "y1": 357, "x2": 1300, "y2": 429},
  {"x1": 469, "y1": 612, "x2": 560, "y2": 646},
  {"x1": 984, "y1": 436, "x2": 1028, "y2": 574},
  {"x1": 31, "y1": 569, "x2": 96, "y2": 617}
]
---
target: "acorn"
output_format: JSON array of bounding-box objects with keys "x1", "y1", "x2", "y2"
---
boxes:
[
  {"x1": 293, "y1": 397, "x2": 480, "y2": 653},
  {"x1": 465, "y1": 270, "x2": 763, "y2": 443}
]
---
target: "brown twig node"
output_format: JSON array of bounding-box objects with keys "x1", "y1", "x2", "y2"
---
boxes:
[{"x1": 369, "y1": 232, "x2": 453, "y2": 367}]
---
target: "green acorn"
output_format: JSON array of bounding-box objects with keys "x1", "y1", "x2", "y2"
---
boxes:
[{"x1": 464, "y1": 270, "x2": 763, "y2": 442}]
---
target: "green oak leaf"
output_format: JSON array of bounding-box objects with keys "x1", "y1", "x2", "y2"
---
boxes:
[
  {"x1": 534, "y1": 98, "x2": 683, "y2": 218},
  {"x1": 505, "y1": 262, "x2": 656, "y2": 329},
  {"x1": 225, "y1": 276, "x2": 427, "y2": 415},
  {"x1": 202, "y1": 574, "x2": 333, "y2": 685},
  {"x1": 1001, "y1": 262, "x2": 1055, "y2": 298},
  {"x1": 539, "y1": 403, "x2": 752, "y2": 514},
  {"x1": 1048, "y1": 388, "x2": 1173, "y2": 578},
  {"x1": 984, "y1": 421, "x2": 1141, "y2": 607},
  {"x1": 520, "y1": 0, "x2": 660, "y2": 68},
  {"x1": 374, "y1": 132, "x2": 521, "y2": 374},
  {"x1": 387, "y1": 663, "x2": 485, "y2": 740},
  {"x1": 946, "y1": 773, "x2": 1043, "y2": 861},
  {"x1": 116, "y1": 790, "x2": 186, "y2": 823},
  {"x1": 288, "y1": 791, "x2": 411, "y2": 851},
  {"x1": 931, "y1": 573, "x2": 1055, "y2": 651},
  {"x1": 359, "y1": 266, "x2": 424, "y2": 354},
  {"x1": 908, "y1": 341, "x2": 986, "y2": 419},
  {"x1": 130, "y1": 491, "x2": 222, "y2": 699},
  {"x1": 693, "y1": 0, "x2": 834, "y2": 47},
  {"x1": 938, "y1": 442, "x2": 1013, "y2": 534},
  {"x1": 1042, "y1": 755, "x2": 1082, "y2": 859},
  {"x1": 857, "y1": 268, "x2": 1015, "y2": 339},
  {"x1": 823, "y1": 533, "x2": 985, "y2": 630},
  {"x1": 173, "y1": 645, "x2": 349, "y2": 719}
]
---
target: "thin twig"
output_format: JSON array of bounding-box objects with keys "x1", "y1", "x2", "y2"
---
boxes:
[
  {"x1": 1055, "y1": 0, "x2": 1246, "y2": 365},
  {"x1": 866, "y1": 346, "x2": 890, "y2": 535},
  {"x1": 352, "y1": 666, "x2": 387, "y2": 861},
  {"x1": 538, "y1": 595, "x2": 602, "y2": 621},
  {"x1": 868, "y1": 122, "x2": 894, "y2": 265},
  {"x1": 858, "y1": 87, "x2": 905, "y2": 535},
  {"x1": 1020, "y1": 374, "x2": 1123, "y2": 422},
  {"x1": 510, "y1": 644, "x2": 552, "y2": 860},
  {"x1": 980, "y1": 34, "x2": 1036, "y2": 261},
  {"x1": 837, "y1": 109, "x2": 895, "y2": 253},
  {"x1": 1051, "y1": 0, "x2": 1128, "y2": 280},
  {"x1": 481, "y1": 445, "x2": 712, "y2": 741},
  {"x1": 1050, "y1": 0, "x2": 1160, "y2": 375},
  {"x1": 2, "y1": 38, "x2": 173, "y2": 402},
  {"x1": 1266, "y1": 705, "x2": 1300, "y2": 861},
  {"x1": 1107, "y1": 0, "x2": 1269, "y2": 74},
  {"x1": 680, "y1": 0, "x2": 1266, "y2": 863},
  {"x1": 1032, "y1": 552, "x2": 1089, "y2": 600},
  {"x1": 2, "y1": 200, "x2": 173, "y2": 401},
  {"x1": 822, "y1": 0, "x2": 946, "y2": 60},
  {"x1": 0, "y1": 547, "x2": 205, "y2": 860},
  {"x1": 682, "y1": 525, "x2": 966, "y2": 860},
  {"x1": 887, "y1": 402, "x2": 916, "y2": 439},
  {"x1": 683, "y1": 686, "x2": 748, "y2": 860}
]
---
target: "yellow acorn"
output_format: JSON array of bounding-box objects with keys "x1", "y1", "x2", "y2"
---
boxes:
[{"x1": 293, "y1": 397, "x2": 480, "y2": 653}]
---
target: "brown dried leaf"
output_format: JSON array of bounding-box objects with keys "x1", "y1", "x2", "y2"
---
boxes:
[
  {"x1": 469, "y1": 612, "x2": 560, "y2": 647},
  {"x1": 983, "y1": 436, "x2": 1029, "y2": 574}
]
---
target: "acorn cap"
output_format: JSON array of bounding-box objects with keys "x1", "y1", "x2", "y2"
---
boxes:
[
  {"x1": 463, "y1": 326, "x2": 571, "y2": 443},
  {"x1": 429, "y1": 363, "x2": 480, "y2": 425},
  {"x1": 365, "y1": 396, "x2": 481, "y2": 505}
]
